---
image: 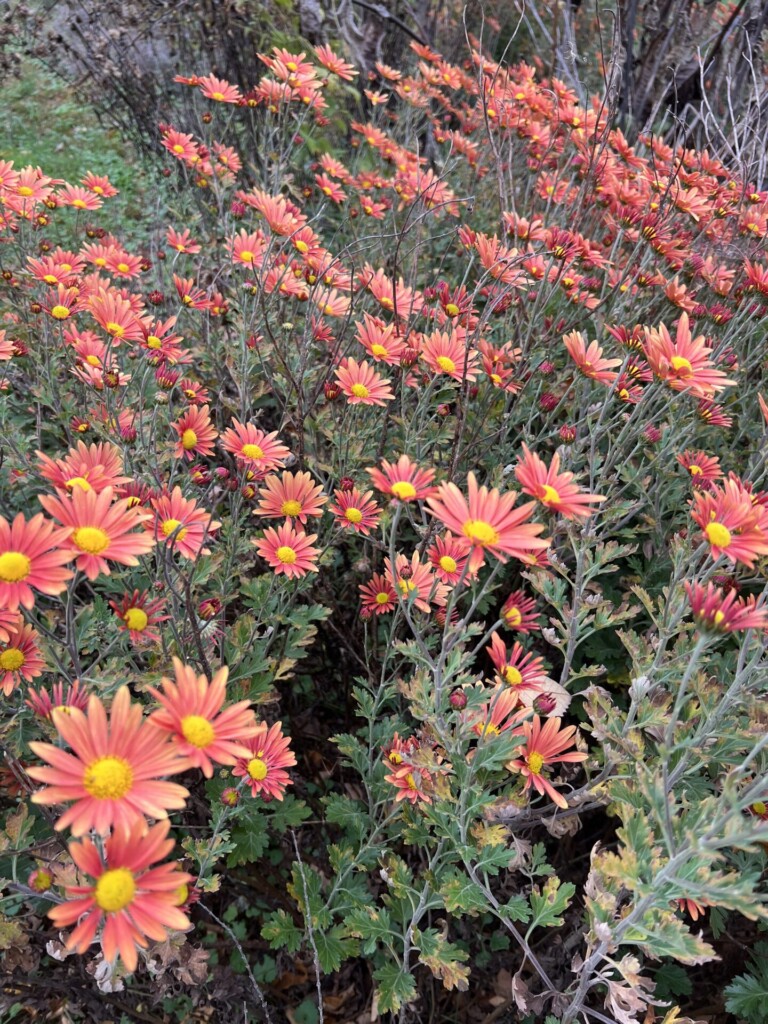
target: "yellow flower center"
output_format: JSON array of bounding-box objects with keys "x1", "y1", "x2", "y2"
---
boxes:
[
  {"x1": 146, "y1": 335, "x2": 162, "y2": 349},
  {"x1": 17, "y1": 185, "x2": 34, "y2": 197},
  {"x1": 503, "y1": 665, "x2": 523, "y2": 686},
  {"x1": 0, "y1": 551, "x2": 31, "y2": 583},
  {"x1": 713, "y1": 610, "x2": 726, "y2": 626},
  {"x1": 481, "y1": 722, "x2": 501, "y2": 737},
  {"x1": 351, "y1": 383, "x2": 370, "y2": 399},
  {"x1": 181, "y1": 714, "x2": 215, "y2": 748},
  {"x1": 117, "y1": 263, "x2": 130, "y2": 274},
  {"x1": 344, "y1": 507, "x2": 363, "y2": 524},
  {"x1": 670, "y1": 355, "x2": 693, "y2": 375},
  {"x1": 405, "y1": 772, "x2": 417, "y2": 789},
  {"x1": 436, "y1": 355, "x2": 456, "y2": 373},
  {"x1": 72, "y1": 526, "x2": 110, "y2": 555},
  {"x1": 539, "y1": 484, "x2": 561, "y2": 505},
  {"x1": 0, "y1": 647, "x2": 24, "y2": 671},
  {"x1": 66, "y1": 476, "x2": 91, "y2": 492},
  {"x1": 51, "y1": 305, "x2": 71, "y2": 320},
  {"x1": 174, "y1": 882, "x2": 189, "y2": 905},
  {"x1": 94, "y1": 867, "x2": 136, "y2": 912},
  {"x1": 705, "y1": 521, "x2": 731, "y2": 548},
  {"x1": 397, "y1": 578, "x2": 417, "y2": 595},
  {"x1": 295, "y1": 240, "x2": 309, "y2": 253},
  {"x1": 83, "y1": 756, "x2": 134, "y2": 799},
  {"x1": 85, "y1": 355, "x2": 101, "y2": 367},
  {"x1": 445, "y1": 303, "x2": 460, "y2": 317},
  {"x1": 124, "y1": 607, "x2": 148, "y2": 631},
  {"x1": 371, "y1": 344, "x2": 388, "y2": 358},
  {"x1": 375, "y1": 591, "x2": 390, "y2": 605},
  {"x1": 241, "y1": 443, "x2": 264, "y2": 460},
  {"x1": 161, "y1": 518, "x2": 188, "y2": 542},
  {"x1": 105, "y1": 322, "x2": 125, "y2": 338},
  {"x1": 388, "y1": 751, "x2": 403, "y2": 764},
  {"x1": 181, "y1": 428, "x2": 198, "y2": 450},
  {"x1": 281, "y1": 499, "x2": 303, "y2": 517},
  {"x1": 688, "y1": 464, "x2": 702, "y2": 476},
  {"x1": 527, "y1": 751, "x2": 545, "y2": 775},
  {"x1": 439, "y1": 555, "x2": 457, "y2": 573},
  {"x1": 211, "y1": 91, "x2": 225, "y2": 101},
  {"x1": 238, "y1": 249, "x2": 254, "y2": 262},
  {"x1": 390, "y1": 481, "x2": 417, "y2": 500},
  {"x1": 276, "y1": 545, "x2": 297, "y2": 564},
  {"x1": 505, "y1": 606, "x2": 522, "y2": 626},
  {"x1": 247, "y1": 756, "x2": 268, "y2": 780},
  {"x1": 173, "y1": 144, "x2": 185, "y2": 154},
  {"x1": 462, "y1": 519, "x2": 499, "y2": 547}
]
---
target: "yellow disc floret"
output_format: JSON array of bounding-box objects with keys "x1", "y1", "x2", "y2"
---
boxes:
[
  {"x1": 462, "y1": 519, "x2": 499, "y2": 547},
  {"x1": 83, "y1": 756, "x2": 134, "y2": 799},
  {"x1": 95, "y1": 867, "x2": 136, "y2": 912},
  {"x1": 705, "y1": 521, "x2": 731, "y2": 548},
  {"x1": 0, "y1": 551, "x2": 31, "y2": 583},
  {"x1": 0, "y1": 648, "x2": 24, "y2": 671},
  {"x1": 72, "y1": 527, "x2": 110, "y2": 555},
  {"x1": 181, "y1": 714, "x2": 215, "y2": 748},
  {"x1": 247, "y1": 756, "x2": 268, "y2": 780},
  {"x1": 527, "y1": 751, "x2": 545, "y2": 775},
  {"x1": 281, "y1": 500, "x2": 302, "y2": 517},
  {"x1": 124, "y1": 607, "x2": 148, "y2": 632},
  {"x1": 390, "y1": 481, "x2": 417, "y2": 501},
  {"x1": 241, "y1": 443, "x2": 264, "y2": 460},
  {"x1": 276, "y1": 545, "x2": 297, "y2": 564}
]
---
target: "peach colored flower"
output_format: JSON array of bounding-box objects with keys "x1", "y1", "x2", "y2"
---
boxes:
[
  {"x1": 151, "y1": 487, "x2": 220, "y2": 561},
  {"x1": 0, "y1": 512, "x2": 73, "y2": 611},
  {"x1": 172, "y1": 405, "x2": 218, "y2": 461},
  {"x1": 232, "y1": 722, "x2": 296, "y2": 800},
  {"x1": 220, "y1": 420, "x2": 291, "y2": 473},
  {"x1": 506, "y1": 716, "x2": 588, "y2": 809},
  {"x1": 367, "y1": 454, "x2": 436, "y2": 502},
  {"x1": 427, "y1": 472, "x2": 550, "y2": 573},
  {"x1": 254, "y1": 470, "x2": 327, "y2": 524},
  {"x1": 334, "y1": 357, "x2": 394, "y2": 406},
  {"x1": 253, "y1": 522, "x2": 320, "y2": 578},
  {"x1": 39, "y1": 487, "x2": 154, "y2": 581},
  {"x1": 37, "y1": 441, "x2": 131, "y2": 495},
  {"x1": 28, "y1": 686, "x2": 190, "y2": 836},
  {"x1": 148, "y1": 658, "x2": 258, "y2": 778},
  {"x1": 515, "y1": 445, "x2": 605, "y2": 520},
  {"x1": 563, "y1": 331, "x2": 621, "y2": 385},
  {"x1": 47, "y1": 819, "x2": 192, "y2": 973},
  {"x1": 0, "y1": 615, "x2": 44, "y2": 696},
  {"x1": 643, "y1": 313, "x2": 736, "y2": 398}
]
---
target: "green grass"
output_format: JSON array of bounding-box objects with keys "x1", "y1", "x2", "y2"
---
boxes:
[{"x1": 1, "y1": 57, "x2": 156, "y2": 224}]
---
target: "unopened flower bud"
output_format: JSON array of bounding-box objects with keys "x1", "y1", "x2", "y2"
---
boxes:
[
  {"x1": 449, "y1": 689, "x2": 467, "y2": 710},
  {"x1": 559, "y1": 424, "x2": 576, "y2": 443},
  {"x1": 339, "y1": 476, "x2": 355, "y2": 491},
  {"x1": 221, "y1": 787, "x2": 240, "y2": 807},
  {"x1": 324, "y1": 381, "x2": 341, "y2": 400}
]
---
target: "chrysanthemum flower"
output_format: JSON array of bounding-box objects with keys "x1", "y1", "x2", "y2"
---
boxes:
[
  {"x1": 469, "y1": 687, "x2": 525, "y2": 739},
  {"x1": 253, "y1": 522, "x2": 320, "y2": 578},
  {"x1": 506, "y1": 716, "x2": 588, "y2": 809},
  {"x1": 427, "y1": 533, "x2": 471, "y2": 585},
  {"x1": 254, "y1": 470, "x2": 327, "y2": 524},
  {"x1": 151, "y1": 487, "x2": 220, "y2": 561},
  {"x1": 0, "y1": 512, "x2": 73, "y2": 611},
  {"x1": 420, "y1": 329, "x2": 480, "y2": 382},
  {"x1": 88, "y1": 287, "x2": 144, "y2": 344},
  {"x1": 500, "y1": 590, "x2": 540, "y2": 633},
  {"x1": 37, "y1": 441, "x2": 131, "y2": 495},
  {"x1": 643, "y1": 313, "x2": 736, "y2": 398},
  {"x1": 109, "y1": 589, "x2": 169, "y2": 645},
  {"x1": 198, "y1": 74, "x2": 242, "y2": 103},
  {"x1": 147, "y1": 658, "x2": 258, "y2": 778},
  {"x1": 172, "y1": 405, "x2": 218, "y2": 462},
  {"x1": 385, "y1": 551, "x2": 449, "y2": 614},
  {"x1": 690, "y1": 477, "x2": 768, "y2": 567},
  {"x1": 427, "y1": 473, "x2": 550, "y2": 573},
  {"x1": 0, "y1": 616, "x2": 44, "y2": 696},
  {"x1": 220, "y1": 420, "x2": 291, "y2": 473},
  {"x1": 355, "y1": 313, "x2": 407, "y2": 365},
  {"x1": 487, "y1": 632, "x2": 549, "y2": 694},
  {"x1": 329, "y1": 487, "x2": 382, "y2": 535},
  {"x1": 28, "y1": 686, "x2": 190, "y2": 836},
  {"x1": 384, "y1": 763, "x2": 433, "y2": 804},
  {"x1": 232, "y1": 722, "x2": 296, "y2": 800},
  {"x1": 314, "y1": 43, "x2": 358, "y2": 80},
  {"x1": 515, "y1": 445, "x2": 605, "y2": 520},
  {"x1": 47, "y1": 819, "x2": 192, "y2": 973},
  {"x1": 563, "y1": 331, "x2": 621, "y2": 385},
  {"x1": 676, "y1": 450, "x2": 721, "y2": 488},
  {"x1": 26, "y1": 678, "x2": 88, "y2": 719},
  {"x1": 685, "y1": 581, "x2": 768, "y2": 632},
  {"x1": 39, "y1": 487, "x2": 155, "y2": 581},
  {"x1": 334, "y1": 357, "x2": 394, "y2": 406},
  {"x1": 359, "y1": 573, "x2": 397, "y2": 614},
  {"x1": 367, "y1": 454, "x2": 436, "y2": 502},
  {"x1": 0, "y1": 608, "x2": 18, "y2": 644}
]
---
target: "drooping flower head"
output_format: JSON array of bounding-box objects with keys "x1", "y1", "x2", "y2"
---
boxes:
[
  {"x1": 427, "y1": 473, "x2": 550, "y2": 573},
  {"x1": 148, "y1": 658, "x2": 259, "y2": 778},
  {"x1": 500, "y1": 590, "x2": 540, "y2": 633},
  {"x1": 47, "y1": 819, "x2": 192, "y2": 973},
  {"x1": 26, "y1": 678, "x2": 89, "y2": 719},
  {"x1": 232, "y1": 722, "x2": 296, "y2": 800},
  {"x1": 685, "y1": 581, "x2": 768, "y2": 633},
  {"x1": 28, "y1": 686, "x2": 190, "y2": 836},
  {"x1": 486, "y1": 632, "x2": 549, "y2": 693},
  {"x1": 38, "y1": 487, "x2": 154, "y2": 581},
  {"x1": 676, "y1": 450, "x2": 722, "y2": 488},
  {"x1": 563, "y1": 331, "x2": 621, "y2": 385},
  {"x1": 515, "y1": 445, "x2": 605, "y2": 520},
  {"x1": 0, "y1": 512, "x2": 73, "y2": 611}
]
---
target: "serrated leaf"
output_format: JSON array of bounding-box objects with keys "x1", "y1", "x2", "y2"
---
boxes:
[
  {"x1": 313, "y1": 925, "x2": 358, "y2": 973},
  {"x1": 528, "y1": 877, "x2": 575, "y2": 930},
  {"x1": 227, "y1": 825, "x2": 269, "y2": 867},
  {"x1": 374, "y1": 962, "x2": 417, "y2": 1014},
  {"x1": 262, "y1": 909, "x2": 303, "y2": 953}
]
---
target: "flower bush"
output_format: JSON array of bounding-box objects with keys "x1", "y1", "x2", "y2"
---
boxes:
[{"x1": 1, "y1": 25, "x2": 768, "y2": 1024}]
